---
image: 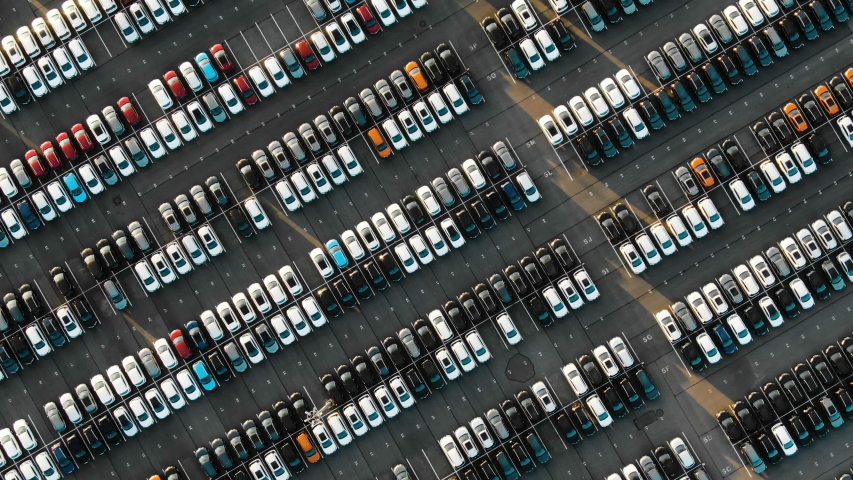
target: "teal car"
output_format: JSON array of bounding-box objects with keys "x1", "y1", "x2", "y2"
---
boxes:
[
  {"x1": 193, "y1": 360, "x2": 216, "y2": 391},
  {"x1": 62, "y1": 172, "x2": 87, "y2": 203},
  {"x1": 194, "y1": 52, "x2": 219, "y2": 82},
  {"x1": 325, "y1": 239, "x2": 349, "y2": 268}
]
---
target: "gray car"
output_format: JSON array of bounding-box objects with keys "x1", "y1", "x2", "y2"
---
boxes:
[
  {"x1": 709, "y1": 14, "x2": 734, "y2": 44},
  {"x1": 283, "y1": 132, "x2": 306, "y2": 162},
  {"x1": 175, "y1": 194, "x2": 197, "y2": 225},
  {"x1": 44, "y1": 402, "x2": 65, "y2": 432},
  {"x1": 279, "y1": 48, "x2": 305, "y2": 79},
  {"x1": 662, "y1": 41, "x2": 687, "y2": 71},
  {"x1": 492, "y1": 140, "x2": 517, "y2": 170},
  {"x1": 124, "y1": 137, "x2": 150, "y2": 168},
  {"x1": 718, "y1": 274, "x2": 744, "y2": 304},
  {"x1": 267, "y1": 140, "x2": 291, "y2": 171},
  {"x1": 251, "y1": 150, "x2": 276, "y2": 180},
  {"x1": 75, "y1": 383, "x2": 98, "y2": 413},
  {"x1": 138, "y1": 347, "x2": 161, "y2": 379},
  {"x1": 640, "y1": 455, "x2": 664, "y2": 480},
  {"x1": 646, "y1": 50, "x2": 672, "y2": 80},
  {"x1": 675, "y1": 166, "x2": 699, "y2": 196},
  {"x1": 313, "y1": 115, "x2": 338, "y2": 146},
  {"x1": 202, "y1": 92, "x2": 227, "y2": 123},
  {"x1": 359, "y1": 88, "x2": 384, "y2": 119},
  {"x1": 678, "y1": 33, "x2": 703, "y2": 62},
  {"x1": 298, "y1": 123, "x2": 322, "y2": 153},
  {"x1": 190, "y1": 185, "x2": 212, "y2": 216},
  {"x1": 431, "y1": 177, "x2": 455, "y2": 207},
  {"x1": 101, "y1": 105, "x2": 125, "y2": 135},
  {"x1": 398, "y1": 328, "x2": 420, "y2": 358},
  {"x1": 389, "y1": 70, "x2": 413, "y2": 100},
  {"x1": 104, "y1": 280, "x2": 127, "y2": 309},
  {"x1": 447, "y1": 168, "x2": 471, "y2": 197},
  {"x1": 375, "y1": 79, "x2": 398, "y2": 111},
  {"x1": 393, "y1": 464, "x2": 411, "y2": 480},
  {"x1": 303, "y1": 0, "x2": 326, "y2": 21},
  {"x1": 765, "y1": 246, "x2": 791, "y2": 277},
  {"x1": 211, "y1": 437, "x2": 233, "y2": 469},
  {"x1": 159, "y1": 203, "x2": 181, "y2": 233},
  {"x1": 486, "y1": 408, "x2": 510, "y2": 439},
  {"x1": 671, "y1": 301, "x2": 698, "y2": 332},
  {"x1": 127, "y1": 221, "x2": 151, "y2": 252}
]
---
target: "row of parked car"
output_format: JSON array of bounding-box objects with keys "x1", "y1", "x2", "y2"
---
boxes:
[
  {"x1": 303, "y1": 0, "x2": 426, "y2": 25},
  {"x1": 717, "y1": 333, "x2": 853, "y2": 473},
  {"x1": 665, "y1": 205, "x2": 853, "y2": 372},
  {"x1": 606, "y1": 436, "x2": 708, "y2": 480},
  {"x1": 0, "y1": 417, "x2": 65, "y2": 479}
]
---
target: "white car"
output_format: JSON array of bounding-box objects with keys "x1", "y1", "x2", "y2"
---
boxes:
[
  {"x1": 310, "y1": 31, "x2": 336, "y2": 62},
  {"x1": 358, "y1": 396, "x2": 383, "y2": 427},
  {"x1": 656, "y1": 309, "x2": 682, "y2": 342},
  {"x1": 516, "y1": 171, "x2": 540, "y2": 202},
  {"x1": 371, "y1": 212, "x2": 397, "y2": 242},
  {"x1": 0, "y1": 84, "x2": 16, "y2": 114},
  {"x1": 772, "y1": 422, "x2": 798, "y2": 456},
  {"x1": 650, "y1": 223, "x2": 677, "y2": 255},
  {"x1": 156, "y1": 118, "x2": 182, "y2": 150},
  {"x1": 389, "y1": 376, "x2": 415, "y2": 408},
  {"x1": 153, "y1": 338, "x2": 178, "y2": 369},
  {"x1": 496, "y1": 313, "x2": 521, "y2": 345},
  {"x1": 46, "y1": 9, "x2": 72, "y2": 41},
  {"x1": 129, "y1": 3, "x2": 155, "y2": 34},
  {"x1": 531, "y1": 381, "x2": 557, "y2": 413},
  {"x1": 696, "y1": 332, "x2": 721, "y2": 364},
  {"x1": 443, "y1": 83, "x2": 469, "y2": 115},
  {"x1": 758, "y1": 295, "x2": 784, "y2": 327},
  {"x1": 732, "y1": 264, "x2": 760, "y2": 296},
  {"x1": 701, "y1": 282, "x2": 729, "y2": 315},
  {"x1": 386, "y1": 203, "x2": 411, "y2": 235},
  {"x1": 11, "y1": 420, "x2": 35, "y2": 452},
  {"x1": 789, "y1": 278, "x2": 814, "y2": 309},
  {"x1": 756, "y1": 0, "x2": 780, "y2": 17},
  {"x1": 289, "y1": 172, "x2": 316, "y2": 203},
  {"x1": 608, "y1": 336, "x2": 634, "y2": 368},
  {"x1": 302, "y1": 297, "x2": 327, "y2": 327},
  {"x1": 569, "y1": 96, "x2": 594, "y2": 126},
  {"x1": 31, "y1": 18, "x2": 56, "y2": 49},
  {"x1": 795, "y1": 228, "x2": 822, "y2": 259},
  {"x1": 325, "y1": 413, "x2": 351, "y2": 447},
  {"x1": 218, "y1": 83, "x2": 244, "y2": 114},
  {"x1": 244, "y1": 197, "x2": 270, "y2": 229},
  {"x1": 78, "y1": 0, "x2": 103, "y2": 22},
  {"x1": 469, "y1": 417, "x2": 494, "y2": 449},
  {"x1": 553, "y1": 105, "x2": 578, "y2": 136},
  {"x1": 574, "y1": 268, "x2": 599, "y2": 300},
  {"x1": 160, "y1": 378, "x2": 186, "y2": 409},
  {"x1": 397, "y1": 110, "x2": 423, "y2": 142},
  {"x1": 247, "y1": 283, "x2": 272, "y2": 313},
  {"x1": 583, "y1": 86, "x2": 610, "y2": 118},
  {"x1": 340, "y1": 13, "x2": 366, "y2": 44},
  {"x1": 24, "y1": 324, "x2": 51, "y2": 357},
  {"x1": 435, "y1": 347, "x2": 461, "y2": 380},
  {"x1": 200, "y1": 310, "x2": 224, "y2": 341},
  {"x1": 78, "y1": 163, "x2": 104, "y2": 194},
  {"x1": 275, "y1": 179, "x2": 301, "y2": 212},
  {"x1": 697, "y1": 197, "x2": 723, "y2": 229},
  {"x1": 791, "y1": 142, "x2": 816, "y2": 174},
  {"x1": 248, "y1": 65, "x2": 275, "y2": 97},
  {"x1": 134, "y1": 259, "x2": 160, "y2": 292},
  {"x1": 371, "y1": 0, "x2": 397, "y2": 26},
  {"x1": 737, "y1": 0, "x2": 765, "y2": 26},
  {"x1": 593, "y1": 345, "x2": 620, "y2": 377},
  {"x1": 106, "y1": 365, "x2": 131, "y2": 397},
  {"x1": 121, "y1": 356, "x2": 147, "y2": 387},
  {"x1": 115, "y1": 12, "x2": 140, "y2": 42},
  {"x1": 22, "y1": 66, "x2": 47, "y2": 97},
  {"x1": 424, "y1": 226, "x2": 449, "y2": 256},
  {"x1": 692, "y1": 23, "x2": 719, "y2": 53},
  {"x1": 374, "y1": 385, "x2": 400, "y2": 418},
  {"x1": 587, "y1": 394, "x2": 613, "y2": 427},
  {"x1": 811, "y1": 219, "x2": 837, "y2": 250},
  {"x1": 623, "y1": 107, "x2": 648, "y2": 139},
  {"x1": 428, "y1": 309, "x2": 453, "y2": 341},
  {"x1": 382, "y1": 118, "x2": 408, "y2": 150},
  {"x1": 519, "y1": 38, "x2": 544, "y2": 70},
  {"x1": 827, "y1": 210, "x2": 852, "y2": 241},
  {"x1": 175, "y1": 369, "x2": 201, "y2": 400},
  {"x1": 306, "y1": 163, "x2": 332, "y2": 193},
  {"x1": 150, "y1": 252, "x2": 177, "y2": 284},
  {"x1": 232, "y1": 293, "x2": 256, "y2": 324},
  {"x1": 620, "y1": 243, "x2": 646, "y2": 274},
  {"x1": 561, "y1": 362, "x2": 588, "y2": 396},
  {"x1": 686, "y1": 291, "x2": 714, "y2": 324},
  {"x1": 129, "y1": 396, "x2": 154, "y2": 428},
  {"x1": 723, "y1": 5, "x2": 750, "y2": 36},
  {"x1": 776, "y1": 152, "x2": 801, "y2": 184},
  {"x1": 464, "y1": 331, "x2": 490, "y2": 363},
  {"x1": 409, "y1": 234, "x2": 434, "y2": 265},
  {"x1": 557, "y1": 277, "x2": 584, "y2": 309},
  {"x1": 599, "y1": 77, "x2": 625, "y2": 109},
  {"x1": 285, "y1": 306, "x2": 311, "y2": 336},
  {"x1": 269, "y1": 314, "x2": 296, "y2": 344},
  {"x1": 263, "y1": 56, "x2": 291, "y2": 89},
  {"x1": 165, "y1": 0, "x2": 186, "y2": 15},
  {"x1": 615, "y1": 69, "x2": 641, "y2": 99},
  {"x1": 441, "y1": 217, "x2": 467, "y2": 248},
  {"x1": 149, "y1": 79, "x2": 173, "y2": 108},
  {"x1": 838, "y1": 116, "x2": 853, "y2": 147},
  {"x1": 1, "y1": 36, "x2": 25, "y2": 68},
  {"x1": 748, "y1": 255, "x2": 777, "y2": 287},
  {"x1": 113, "y1": 406, "x2": 139, "y2": 437},
  {"x1": 635, "y1": 233, "x2": 660, "y2": 265},
  {"x1": 665, "y1": 216, "x2": 693, "y2": 247},
  {"x1": 533, "y1": 29, "x2": 560, "y2": 61},
  {"x1": 438, "y1": 435, "x2": 465, "y2": 468},
  {"x1": 144, "y1": 0, "x2": 171, "y2": 24},
  {"x1": 538, "y1": 115, "x2": 563, "y2": 145},
  {"x1": 760, "y1": 160, "x2": 786, "y2": 193},
  {"x1": 340, "y1": 230, "x2": 366, "y2": 261},
  {"x1": 67, "y1": 38, "x2": 93, "y2": 70},
  {"x1": 669, "y1": 437, "x2": 695, "y2": 469},
  {"x1": 511, "y1": 0, "x2": 537, "y2": 30},
  {"x1": 543, "y1": 286, "x2": 568, "y2": 317},
  {"x1": 31, "y1": 192, "x2": 55, "y2": 221},
  {"x1": 342, "y1": 404, "x2": 369, "y2": 436},
  {"x1": 413, "y1": 100, "x2": 438, "y2": 132},
  {"x1": 427, "y1": 91, "x2": 453, "y2": 123},
  {"x1": 170, "y1": 110, "x2": 197, "y2": 141},
  {"x1": 726, "y1": 313, "x2": 753, "y2": 345},
  {"x1": 394, "y1": 243, "x2": 418, "y2": 273},
  {"x1": 90, "y1": 374, "x2": 116, "y2": 405},
  {"x1": 58, "y1": 392, "x2": 82, "y2": 423},
  {"x1": 548, "y1": 0, "x2": 569, "y2": 12},
  {"x1": 461, "y1": 159, "x2": 486, "y2": 189},
  {"x1": 729, "y1": 179, "x2": 754, "y2": 211},
  {"x1": 682, "y1": 205, "x2": 708, "y2": 239}
]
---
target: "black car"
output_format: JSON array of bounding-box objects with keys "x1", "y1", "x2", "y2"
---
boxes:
[
  {"x1": 8, "y1": 334, "x2": 33, "y2": 365},
  {"x1": 353, "y1": 355, "x2": 376, "y2": 386},
  {"x1": 546, "y1": 18, "x2": 574, "y2": 50},
  {"x1": 500, "y1": 399, "x2": 526, "y2": 431},
  {"x1": 237, "y1": 158, "x2": 262, "y2": 189},
  {"x1": 809, "y1": 354, "x2": 836, "y2": 386},
  {"x1": 413, "y1": 318, "x2": 439, "y2": 349},
  {"x1": 535, "y1": 247, "x2": 559, "y2": 278},
  {"x1": 321, "y1": 373, "x2": 346, "y2": 404},
  {"x1": 504, "y1": 265, "x2": 529, "y2": 295},
  {"x1": 773, "y1": 287, "x2": 798, "y2": 319},
  {"x1": 825, "y1": 345, "x2": 851, "y2": 377},
  {"x1": 549, "y1": 238, "x2": 574, "y2": 269},
  {"x1": 686, "y1": 72, "x2": 711, "y2": 103},
  {"x1": 516, "y1": 390, "x2": 541, "y2": 422},
  {"x1": 273, "y1": 400, "x2": 301, "y2": 432},
  {"x1": 50, "y1": 266, "x2": 75, "y2": 298},
  {"x1": 331, "y1": 280, "x2": 356, "y2": 309},
  {"x1": 19, "y1": 284, "x2": 43, "y2": 316},
  {"x1": 807, "y1": 133, "x2": 830, "y2": 164},
  {"x1": 787, "y1": 415, "x2": 812, "y2": 446},
  {"x1": 643, "y1": 184, "x2": 670, "y2": 215},
  {"x1": 482, "y1": 17, "x2": 508, "y2": 48},
  {"x1": 806, "y1": 270, "x2": 829, "y2": 300},
  {"x1": 435, "y1": 43, "x2": 461, "y2": 75},
  {"x1": 602, "y1": 386, "x2": 626, "y2": 418},
  {"x1": 478, "y1": 151, "x2": 502, "y2": 180},
  {"x1": 763, "y1": 382, "x2": 790, "y2": 413},
  {"x1": 471, "y1": 201, "x2": 496, "y2": 230},
  {"x1": 743, "y1": 305, "x2": 769, "y2": 335},
  {"x1": 65, "y1": 433, "x2": 91, "y2": 465},
  {"x1": 799, "y1": 93, "x2": 825, "y2": 124},
  {"x1": 228, "y1": 208, "x2": 253, "y2": 238},
  {"x1": 556, "y1": 413, "x2": 581, "y2": 444},
  {"x1": 485, "y1": 191, "x2": 510, "y2": 221},
  {"x1": 279, "y1": 441, "x2": 306, "y2": 473},
  {"x1": 71, "y1": 298, "x2": 97, "y2": 329},
  {"x1": 290, "y1": 391, "x2": 312, "y2": 421},
  {"x1": 496, "y1": 8, "x2": 523, "y2": 39},
  {"x1": 748, "y1": 391, "x2": 775, "y2": 424},
  {"x1": 444, "y1": 300, "x2": 470, "y2": 331},
  {"x1": 81, "y1": 425, "x2": 106, "y2": 456},
  {"x1": 720, "y1": 138, "x2": 748, "y2": 171},
  {"x1": 834, "y1": 386, "x2": 853, "y2": 419},
  {"x1": 680, "y1": 341, "x2": 705, "y2": 372},
  {"x1": 458, "y1": 292, "x2": 483, "y2": 322},
  {"x1": 456, "y1": 210, "x2": 479, "y2": 239},
  {"x1": 778, "y1": 372, "x2": 805, "y2": 405},
  {"x1": 777, "y1": 18, "x2": 804, "y2": 49},
  {"x1": 747, "y1": 36, "x2": 772, "y2": 66},
  {"x1": 362, "y1": 261, "x2": 389, "y2": 290},
  {"x1": 96, "y1": 238, "x2": 120, "y2": 270},
  {"x1": 347, "y1": 269, "x2": 372, "y2": 300},
  {"x1": 612, "y1": 203, "x2": 639, "y2": 233},
  {"x1": 746, "y1": 171, "x2": 771, "y2": 202},
  {"x1": 329, "y1": 105, "x2": 354, "y2": 137},
  {"x1": 619, "y1": 377, "x2": 643, "y2": 409},
  {"x1": 576, "y1": 135, "x2": 601, "y2": 165},
  {"x1": 317, "y1": 287, "x2": 343, "y2": 317},
  {"x1": 41, "y1": 317, "x2": 65, "y2": 348},
  {"x1": 638, "y1": 100, "x2": 664, "y2": 130},
  {"x1": 510, "y1": 441, "x2": 534, "y2": 473},
  {"x1": 527, "y1": 296, "x2": 552, "y2": 327},
  {"x1": 7, "y1": 74, "x2": 30, "y2": 105},
  {"x1": 474, "y1": 283, "x2": 499, "y2": 313},
  {"x1": 768, "y1": 111, "x2": 794, "y2": 145},
  {"x1": 716, "y1": 411, "x2": 744, "y2": 441},
  {"x1": 571, "y1": 402, "x2": 596, "y2": 436},
  {"x1": 733, "y1": 401, "x2": 760, "y2": 432},
  {"x1": 402, "y1": 195, "x2": 425, "y2": 225},
  {"x1": 577, "y1": 354, "x2": 604, "y2": 386},
  {"x1": 609, "y1": 117, "x2": 633, "y2": 148},
  {"x1": 752, "y1": 121, "x2": 780, "y2": 154},
  {"x1": 593, "y1": 127, "x2": 617, "y2": 158},
  {"x1": 419, "y1": 52, "x2": 446, "y2": 84},
  {"x1": 794, "y1": 362, "x2": 821, "y2": 395},
  {"x1": 803, "y1": 405, "x2": 828, "y2": 437},
  {"x1": 95, "y1": 414, "x2": 121, "y2": 446},
  {"x1": 336, "y1": 364, "x2": 360, "y2": 395},
  {"x1": 383, "y1": 337, "x2": 407, "y2": 367},
  {"x1": 716, "y1": 53, "x2": 743, "y2": 85},
  {"x1": 654, "y1": 446, "x2": 679, "y2": 477},
  {"x1": 420, "y1": 357, "x2": 445, "y2": 390},
  {"x1": 831, "y1": 75, "x2": 853, "y2": 108},
  {"x1": 208, "y1": 351, "x2": 232, "y2": 382},
  {"x1": 405, "y1": 368, "x2": 429, "y2": 399},
  {"x1": 597, "y1": 211, "x2": 623, "y2": 242},
  {"x1": 757, "y1": 433, "x2": 780, "y2": 465},
  {"x1": 520, "y1": 256, "x2": 544, "y2": 286}
]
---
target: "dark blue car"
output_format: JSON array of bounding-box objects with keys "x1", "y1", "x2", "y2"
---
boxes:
[
  {"x1": 17, "y1": 200, "x2": 40, "y2": 230},
  {"x1": 713, "y1": 325, "x2": 738, "y2": 354}
]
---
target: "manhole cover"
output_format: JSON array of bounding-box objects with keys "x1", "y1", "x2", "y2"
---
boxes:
[
  {"x1": 112, "y1": 196, "x2": 122, "y2": 206},
  {"x1": 505, "y1": 354, "x2": 534, "y2": 383}
]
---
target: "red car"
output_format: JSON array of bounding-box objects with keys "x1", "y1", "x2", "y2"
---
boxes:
[
  {"x1": 210, "y1": 44, "x2": 234, "y2": 74},
  {"x1": 55, "y1": 132, "x2": 79, "y2": 161},
  {"x1": 170, "y1": 329, "x2": 192, "y2": 359},
  {"x1": 70, "y1": 124, "x2": 93, "y2": 151},
  {"x1": 24, "y1": 150, "x2": 46, "y2": 177},
  {"x1": 356, "y1": 4, "x2": 381, "y2": 34},
  {"x1": 40, "y1": 141, "x2": 63, "y2": 169},
  {"x1": 164, "y1": 71, "x2": 187, "y2": 100},
  {"x1": 232, "y1": 75, "x2": 258, "y2": 105},
  {"x1": 294, "y1": 40, "x2": 320, "y2": 70},
  {"x1": 118, "y1": 97, "x2": 141, "y2": 125}
]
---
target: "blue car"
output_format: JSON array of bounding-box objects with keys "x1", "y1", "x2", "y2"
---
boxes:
[
  {"x1": 194, "y1": 52, "x2": 219, "y2": 82},
  {"x1": 713, "y1": 325, "x2": 737, "y2": 354},
  {"x1": 62, "y1": 172, "x2": 87, "y2": 203},
  {"x1": 325, "y1": 239, "x2": 348, "y2": 268},
  {"x1": 192, "y1": 360, "x2": 217, "y2": 391},
  {"x1": 501, "y1": 181, "x2": 525, "y2": 211},
  {"x1": 51, "y1": 442, "x2": 75, "y2": 474},
  {"x1": 17, "y1": 200, "x2": 41, "y2": 230}
]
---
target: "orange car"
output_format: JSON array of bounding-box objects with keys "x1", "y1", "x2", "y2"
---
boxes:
[
  {"x1": 405, "y1": 61, "x2": 430, "y2": 93},
  {"x1": 783, "y1": 102, "x2": 809, "y2": 132},
  {"x1": 814, "y1": 85, "x2": 839, "y2": 116},
  {"x1": 296, "y1": 431, "x2": 321, "y2": 463},
  {"x1": 845, "y1": 67, "x2": 853, "y2": 89},
  {"x1": 690, "y1": 157, "x2": 714, "y2": 188},
  {"x1": 367, "y1": 128, "x2": 392, "y2": 158}
]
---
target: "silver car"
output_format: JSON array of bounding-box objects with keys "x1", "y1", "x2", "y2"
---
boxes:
[
  {"x1": 646, "y1": 50, "x2": 671, "y2": 80},
  {"x1": 398, "y1": 328, "x2": 420, "y2": 358},
  {"x1": 492, "y1": 141, "x2": 517, "y2": 170},
  {"x1": 190, "y1": 185, "x2": 212, "y2": 215},
  {"x1": 662, "y1": 41, "x2": 687, "y2": 71},
  {"x1": 268, "y1": 140, "x2": 291, "y2": 171},
  {"x1": 128, "y1": 221, "x2": 151, "y2": 251},
  {"x1": 375, "y1": 79, "x2": 398, "y2": 111},
  {"x1": 359, "y1": 88, "x2": 384, "y2": 119},
  {"x1": 709, "y1": 14, "x2": 734, "y2": 44},
  {"x1": 313, "y1": 115, "x2": 338, "y2": 145},
  {"x1": 298, "y1": 123, "x2": 322, "y2": 153},
  {"x1": 446, "y1": 168, "x2": 471, "y2": 197},
  {"x1": 101, "y1": 105, "x2": 125, "y2": 135},
  {"x1": 283, "y1": 132, "x2": 306, "y2": 161},
  {"x1": 303, "y1": 0, "x2": 326, "y2": 21},
  {"x1": 431, "y1": 177, "x2": 455, "y2": 206},
  {"x1": 389, "y1": 70, "x2": 413, "y2": 100},
  {"x1": 251, "y1": 150, "x2": 276, "y2": 180},
  {"x1": 678, "y1": 33, "x2": 703, "y2": 62}
]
